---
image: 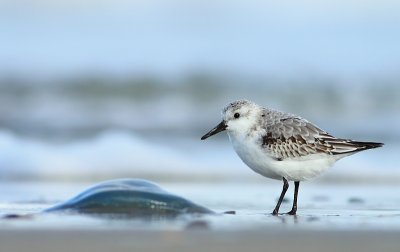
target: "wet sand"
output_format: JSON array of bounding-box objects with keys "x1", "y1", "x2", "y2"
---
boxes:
[
  {"x1": 1, "y1": 229, "x2": 400, "y2": 252},
  {"x1": 1, "y1": 182, "x2": 400, "y2": 252}
]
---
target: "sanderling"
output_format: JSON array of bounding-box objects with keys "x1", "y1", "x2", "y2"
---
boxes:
[{"x1": 201, "y1": 100, "x2": 383, "y2": 215}]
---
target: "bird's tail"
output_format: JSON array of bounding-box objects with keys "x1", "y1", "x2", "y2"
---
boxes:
[
  {"x1": 328, "y1": 139, "x2": 384, "y2": 157},
  {"x1": 346, "y1": 141, "x2": 384, "y2": 150}
]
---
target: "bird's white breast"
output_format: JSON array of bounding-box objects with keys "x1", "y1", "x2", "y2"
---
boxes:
[{"x1": 227, "y1": 132, "x2": 336, "y2": 181}]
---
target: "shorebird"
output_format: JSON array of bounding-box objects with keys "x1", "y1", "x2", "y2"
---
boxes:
[{"x1": 201, "y1": 100, "x2": 383, "y2": 215}]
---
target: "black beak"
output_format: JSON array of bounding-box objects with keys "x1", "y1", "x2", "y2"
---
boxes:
[{"x1": 201, "y1": 121, "x2": 227, "y2": 140}]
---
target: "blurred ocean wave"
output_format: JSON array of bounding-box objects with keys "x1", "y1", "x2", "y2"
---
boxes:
[
  {"x1": 0, "y1": 127, "x2": 397, "y2": 183},
  {"x1": 0, "y1": 75, "x2": 397, "y2": 183},
  {"x1": 0, "y1": 74, "x2": 398, "y2": 142},
  {"x1": 0, "y1": 129, "x2": 243, "y2": 181}
]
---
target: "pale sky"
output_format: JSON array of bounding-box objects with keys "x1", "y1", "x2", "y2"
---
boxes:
[{"x1": 1, "y1": 0, "x2": 399, "y2": 78}]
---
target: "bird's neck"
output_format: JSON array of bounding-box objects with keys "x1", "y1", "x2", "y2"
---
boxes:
[{"x1": 227, "y1": 125, "x2": 259, "y2": 144}]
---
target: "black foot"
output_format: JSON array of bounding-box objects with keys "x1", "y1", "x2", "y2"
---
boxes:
[
  {"x1": 286, "y1": 209, "x2": 297, "y2": 215},
  {"x1": 271, "y1": 177, "x2": 289, "y2": 216}
]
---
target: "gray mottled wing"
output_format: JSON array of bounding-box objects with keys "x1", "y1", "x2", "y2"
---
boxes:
[{"x1": 261, "y1": 115, "x2": 364, "y2": 160}]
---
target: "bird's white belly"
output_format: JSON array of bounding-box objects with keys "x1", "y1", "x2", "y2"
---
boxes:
[{"x1": 229, "y1": 135, "x2": 336, "y2": 181}]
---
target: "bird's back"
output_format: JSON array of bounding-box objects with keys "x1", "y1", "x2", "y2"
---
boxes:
[{"x1": 258, "y1": 107, "x2": 383, "y2": 161}]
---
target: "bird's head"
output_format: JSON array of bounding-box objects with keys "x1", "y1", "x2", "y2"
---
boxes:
[{"x1": 201, "y1": 100, "x2": 260, "y2": 140}]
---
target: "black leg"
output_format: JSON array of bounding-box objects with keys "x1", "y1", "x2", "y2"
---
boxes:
[
  {"x1": 272, "y1": 177, "x2": 289, "y2": 215},
  {"x1": 287, "y1": 181, "x2": 300, "y2": 215}
]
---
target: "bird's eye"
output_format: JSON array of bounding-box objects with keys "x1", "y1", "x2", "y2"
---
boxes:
[{"x1": 234, "y1": 113, "x2": 240, "y2": 119}]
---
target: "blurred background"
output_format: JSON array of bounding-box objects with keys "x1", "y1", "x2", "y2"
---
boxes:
[{"x1": 0, "y1": 0, "x2": 399, "y2": 183}]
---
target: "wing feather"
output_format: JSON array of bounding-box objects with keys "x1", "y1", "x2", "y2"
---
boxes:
[{"x1": 260, "y1": 113, "x2": 382, "y2": 160}]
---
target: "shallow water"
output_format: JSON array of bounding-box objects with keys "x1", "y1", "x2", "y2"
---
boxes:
[{"x1": 1, "y1": 181, "x2": 400, "y2": 231}]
